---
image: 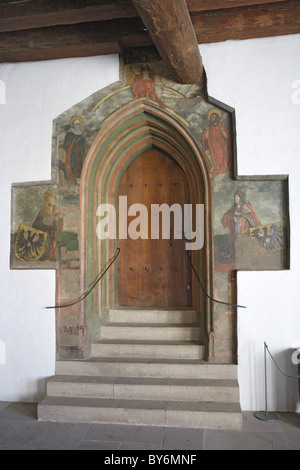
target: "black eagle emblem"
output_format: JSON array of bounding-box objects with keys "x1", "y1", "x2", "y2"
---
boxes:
[
  {"x1": 250, "y1": 223, "x2": 285, "y2": 251},
  {"x1": 14, "y1": 224, "x2": 47, "y2": 261}
]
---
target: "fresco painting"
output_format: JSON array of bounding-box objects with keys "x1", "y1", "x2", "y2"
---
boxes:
[
  {"x1": 59, "y1": 115, "x2": 87, "y2": 183},
  {"x1": 201, "y1": 108, "x2": 233, "y2": 179},
  {"x1": 11, "y1": 46, "x2": 289, "y2": 273},
  {"x1": 214, "y1": 181, "x2": 288, "y2": 271},
  {"x1": 10, "y1": 47, "x2": 289, "y2": 361},
  {"x1": 130, "y1": 54, "x2": 167, "y2": 108},
  {"x1": 11, "y1": 185, "x2": 79, "y2": 268},
  {"x1": 14, "y1": 224, "x2": 47, "y2": 262},
  {"x1": 249, "y1": 223, "x2": 285, "y2": 251}
]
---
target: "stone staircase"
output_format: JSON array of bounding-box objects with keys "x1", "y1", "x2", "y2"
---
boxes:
[{"x1": 38, "y1": 308, "x2": 242, "y2": 429}]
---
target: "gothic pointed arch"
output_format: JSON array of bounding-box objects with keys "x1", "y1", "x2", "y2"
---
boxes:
[{"x1": 79, "y1": 100, "x2": 214, "y2": 358}]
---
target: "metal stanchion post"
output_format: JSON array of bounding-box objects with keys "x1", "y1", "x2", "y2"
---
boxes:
[{"x1": 256, "y1": 342, "x2": 278, "y2": 422}]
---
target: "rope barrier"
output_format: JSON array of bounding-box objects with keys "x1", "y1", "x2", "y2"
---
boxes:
[
  {"x1": 186, "y1": 250, "x2": 247, "y2": 309},
  {"x1": 256, "y1": 342, "x2": 300, "y2": 422},
  {"x1": 266, "y1": 343, "x2": 300, "y2": 379},
  {"x1": 45, "y1": 247, "x2": 120, "y2": 310}
]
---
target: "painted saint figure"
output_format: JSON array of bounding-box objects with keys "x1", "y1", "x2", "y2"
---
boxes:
[
  {"x1": 222, "y1": 189, "x2": 261, "y2": 260},
  {"x1": 63, "y1": 115, "x2": 87, "y2": 181},
  {"x1": 131, "y1": 58, "x2": 166, "y2": 108},
  {"x1": 201, "y1": 109, "x2": 233, "y2": 179},
  {"x1": 32, "y1": 192, "x2": 65, "y2": 260}
]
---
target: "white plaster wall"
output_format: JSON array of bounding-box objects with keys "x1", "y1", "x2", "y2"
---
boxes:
[
  {"x1": 201, "y1": 34, "x2": 300, "y2": 412},
  {"x1": 0, "y1": 55, "x2": 119, "y2": 401},
  {"x1": 0, "y1": 36, "x2": 299, "y2": 411}
]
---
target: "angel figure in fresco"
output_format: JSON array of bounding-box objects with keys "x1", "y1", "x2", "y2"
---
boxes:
[
  {"x1": 62, "y1": 115, "x2": 87, "y2": 182},
  {"x1": 130, "y1": 56, "x2": 166, "y2": 108},
  {"x1": 201, "y1": 109, "x2": 233, "y2": 179},
  {"x1": 32, "y1": 192, "x2": 65, "y2": 260},
  {"x1": 221, "y1": 189, "x2": 261, "y2": 260}
]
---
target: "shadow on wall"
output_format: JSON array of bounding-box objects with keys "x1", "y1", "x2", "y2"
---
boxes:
[
  {"x1": 270, "y1": 348, "x2": 300, "y2": 412},
  {"x1": 0, "y1": 80, "x2": 5, "y2": 105},
  {"x1": 0, "y1": 340, "x2": 45, "y2": 403},
  {"x1": 0, "y1": 340, "x2": 6, "y2": 364}
]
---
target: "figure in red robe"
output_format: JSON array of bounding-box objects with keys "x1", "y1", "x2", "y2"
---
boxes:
[
  {"x1": 201, "y1": 109, "x2": 233, "y2": 179},
  {"x1": 222, "y1": 189, "x2": 261, "y2": 260},
  {"x1": 131, "y1": 61, "x2": 166, "y2": 108}
]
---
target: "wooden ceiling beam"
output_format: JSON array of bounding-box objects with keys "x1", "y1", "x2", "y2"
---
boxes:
[
  {"x1": 0, "y1": 18, "x2": 151, "y2": 63},
  {"x1": 0, "y1": 1, "x2": 299, "y2": 64},
  {"x1": 192, "y1": 0, "x2": 300, "y2": 43},
  {"x1": 0, "y1": 1, "x2": 137, "y2": 33},
  {"x1": 132, "y1": 0, "x2": 203, "y2": 84},
  {"x1": 187, "y1": 0, "x2": 290, "y2": 11},
  {"x1": 0, "y1": 0, "x2": 291, "y2": 33}
]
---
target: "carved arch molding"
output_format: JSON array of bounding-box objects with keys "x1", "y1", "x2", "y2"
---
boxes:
[{"x1": 11, "y1": 47, "x2": 289, "y2": 363}]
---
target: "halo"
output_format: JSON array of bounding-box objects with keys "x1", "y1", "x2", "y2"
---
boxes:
[
  {"x1": 208, "y1": 108, "x2": 222, "y2": 120},
  {"x1": 44, "y1": 191, "x2": 55, "y2": 201},
  {"x1": 70, "y1": 115, "x2": 83, "y2": 127}
]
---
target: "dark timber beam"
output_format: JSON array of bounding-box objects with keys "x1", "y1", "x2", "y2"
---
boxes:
[
  {"x1": 0, "y1": 0, "x2": 291, "y2": 33},
  {"x1": 0, "y1": 1, "x2": 299, "y2": 64},
  {"x1": 187, "y1": 0, "x2": 290, "y2": 11},
  {"x1": 0, "y1": 18, "x2": 152, "y2": 63},
  {"x1": 0, "y1": 1, "x2": 137, "y2": 32},
  {"x1": 132, "y1": 0, "x2": 203, "y2": 84},
  {"x1": 192, "y1": 0, "x2": 300, "y2": 43}
]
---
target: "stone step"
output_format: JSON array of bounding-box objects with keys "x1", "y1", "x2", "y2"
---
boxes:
[
  {"x1": 101, "y1": 323, "x2": 201, "y2": 341},
  {"x1": 41, "y1": 306, "x2": 242, "y2": 430},
  {"x1": 46, "y1": 375, "x2": 240, "y2": 403},
  {"x1": 38, "y1": 396, "x2": 242, "y2": 429},
  {"x1": 56, "y1": 358, "x2": 238, "y2": 380},
  {"x1": 109, "y1": 309, "x2": 199, "y2": 324},
  {"x1": 91, "y1": 340, "x2": 205, "y2": 360}
]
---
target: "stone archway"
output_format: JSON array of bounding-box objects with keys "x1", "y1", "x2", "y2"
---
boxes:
[{"x1": 79, "y1": 100, "x2": 214, "y2": 359}]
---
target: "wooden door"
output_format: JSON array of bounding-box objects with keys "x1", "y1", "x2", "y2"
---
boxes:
[{"x1": 118, "y1": 148, "x2": 192, "y2": 307}]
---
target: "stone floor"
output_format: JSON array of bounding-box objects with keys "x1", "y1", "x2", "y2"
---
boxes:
[{"x1": 0, "y1": 401, "x2": 299, "y2": 450}]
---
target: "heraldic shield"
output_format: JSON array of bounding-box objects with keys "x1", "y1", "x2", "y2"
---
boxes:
[
  {"x1": 249, "y1": 222, "x2": 285, "y2": 251},
  {"x1": 14, "y1": 224, "x2": 47, "y2": 262}
]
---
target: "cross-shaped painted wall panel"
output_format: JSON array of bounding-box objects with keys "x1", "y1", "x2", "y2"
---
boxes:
[{"x1": 10, "y1": 47, "x2": 289, "y2": 364}]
